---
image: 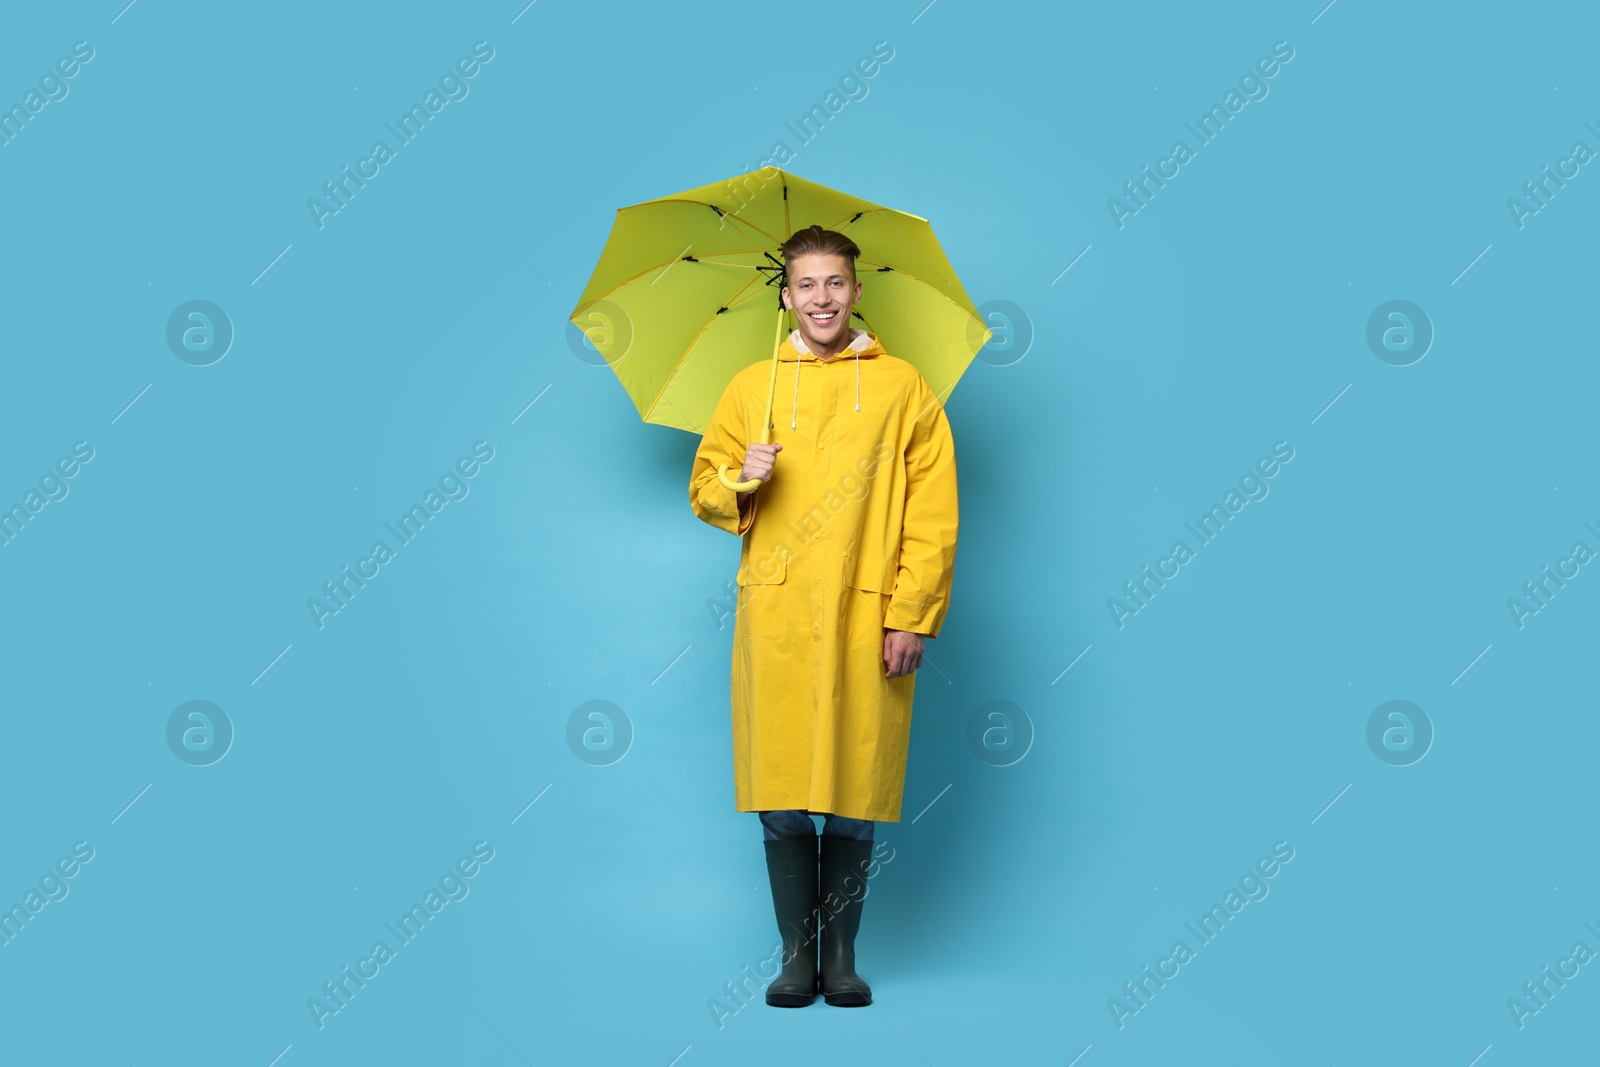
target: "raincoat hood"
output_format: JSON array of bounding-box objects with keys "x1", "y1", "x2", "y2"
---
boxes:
[
  {"x1": 777, "y1": 327, "x2": 886, "y2": 430},
  {"x1": 777, "y1": 327, "x2": 885, "y2": 361}
]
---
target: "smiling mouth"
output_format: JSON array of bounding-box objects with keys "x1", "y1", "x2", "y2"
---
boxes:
[{"x1": 806, "y1": 311, "x2": 839, "y2": 323}]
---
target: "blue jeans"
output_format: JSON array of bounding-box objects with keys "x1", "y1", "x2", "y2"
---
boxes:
[{"x1": 759, "y1": 809, "x2": 874, "y2": 842}]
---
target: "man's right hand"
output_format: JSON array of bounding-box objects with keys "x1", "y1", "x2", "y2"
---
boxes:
[{"x1": 739, "y1": 442, "x2": 782, "y2": 488}]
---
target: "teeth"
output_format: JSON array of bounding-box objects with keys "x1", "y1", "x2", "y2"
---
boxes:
[{"x1": 809, "y1": 312, "x2": 836, "y2": 320}]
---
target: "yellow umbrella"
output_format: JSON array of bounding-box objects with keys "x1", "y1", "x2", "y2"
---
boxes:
[{"x1": 570, "y1": 168, "x2": 991, "y2": 490}]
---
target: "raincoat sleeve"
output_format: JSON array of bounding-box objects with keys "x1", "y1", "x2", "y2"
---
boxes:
[
  {"x1": 688, "y1": 376, "x2": 758, "y2": 537},
  {"x1": 885, "y1": 376, "x2": 958, "y2": 637}
]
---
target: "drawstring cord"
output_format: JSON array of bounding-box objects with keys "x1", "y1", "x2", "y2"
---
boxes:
[{"x1": 789, "y1": 329, "x2": 864, "y2": 429}]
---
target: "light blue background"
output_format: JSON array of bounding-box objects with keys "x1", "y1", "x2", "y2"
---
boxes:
[{"x1": 1, "y1": 1, "x2": 1595, "y2": 1064}]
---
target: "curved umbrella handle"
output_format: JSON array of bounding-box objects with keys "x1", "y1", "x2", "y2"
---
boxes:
[
  {"x1": 713, "y1": 306, "x2": 787, "y2": 497},
  {"x1": 717, "y1": 465, "x2": 763, "y2": 492}
]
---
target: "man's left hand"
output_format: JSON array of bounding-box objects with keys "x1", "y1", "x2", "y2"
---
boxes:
[{"x1": 882, "y1": 629, "x2": 924, "y2": 677}]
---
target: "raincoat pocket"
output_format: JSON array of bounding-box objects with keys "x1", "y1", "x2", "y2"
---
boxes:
[
  {"x1": 735, "y1": 557, "x2": 786, "y2": 638},
  {"x1": 843, "y1": 553, "x2": 895, "y2": 644}
]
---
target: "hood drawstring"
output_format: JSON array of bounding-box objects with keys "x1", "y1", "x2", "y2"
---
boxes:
[{"x1": 789, "y1": 329, "x2": 865, "y2": 429}]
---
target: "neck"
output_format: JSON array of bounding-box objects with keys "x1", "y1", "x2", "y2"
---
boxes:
[{"x1": 800, "y1": 325, "x2": 857, "y2": 361}]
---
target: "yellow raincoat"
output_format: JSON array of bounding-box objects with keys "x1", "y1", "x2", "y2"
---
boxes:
[{"x1": 689, "y1": 328, "x2": 959, "y2": 822}]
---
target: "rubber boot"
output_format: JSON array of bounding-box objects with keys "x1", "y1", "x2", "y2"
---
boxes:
[
  {"x1": 817, "y1": 835, "x2": 873, "y2": 1006},
  {"x1": 762, "y1": 834, "x2": 819, "y2": 1007}
]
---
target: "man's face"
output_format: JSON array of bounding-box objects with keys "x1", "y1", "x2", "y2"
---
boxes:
[{"x1": 782, "y1": 252, "x2": 862, "y2": 355}]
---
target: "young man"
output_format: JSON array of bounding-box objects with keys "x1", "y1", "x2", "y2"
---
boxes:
[{"x1": 688, "y1": 225, "x2": 959, "y2": 1007}]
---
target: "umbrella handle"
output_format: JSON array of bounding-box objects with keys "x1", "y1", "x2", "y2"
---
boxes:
[
  {"x1": 717, "y1": 465, "x2": 763, "y2": 492},
  {"x1": 715, "y1": 305, "x2": 787, "y2": 496}
]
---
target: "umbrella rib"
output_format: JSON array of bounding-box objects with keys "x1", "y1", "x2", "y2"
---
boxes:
[
  {"x1": 720, "y1": 209, "x2": 784, "y2": 250},
  {"x1": 642, "y1": 272, "x2": 776, "y2": 426},
  {"x1": 849, "y1": 258, "x2": 990, "y2": 335},
  {"x1": 625, "y1": 198, "x2": 787, "y2": 248},
  {"x1": 829, "y1": 206, "x2": 954, "y2": 288},
  {"x1": 847, "y1": 255, "x2": 968, "y2": 307},
  {"x1": 574, "y1": 244, "x2": 791, "y2": 316},
  {"x1": 835, "y1": 203, "x2": 929, "y2": 225},
  {"x1": 576, "y1": 195, "x2": 791, "y2": 314},
  {"x1": 573, "y1": 251, "x2": 770, "y2": 315},
  {"x1": 687, "y1": 250, "x2": 777, "y2": 266},
  {"x1": 573, "y1": 256, "x2": 689, "y2": 313}
]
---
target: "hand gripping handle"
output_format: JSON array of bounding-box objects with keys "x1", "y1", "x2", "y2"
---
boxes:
[
  {"x1": 717, "y1": 464, "x2": 764, "y2": 492},
  {"x1": 713, "y1": 306, "x2": 786, "y2": 495}
]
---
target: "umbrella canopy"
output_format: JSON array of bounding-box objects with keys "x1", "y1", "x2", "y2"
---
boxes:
[{"x1": 571, "y1": 168, "x2": 991, "y2": 436}]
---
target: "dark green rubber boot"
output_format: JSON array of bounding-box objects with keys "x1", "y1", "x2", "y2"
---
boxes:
[
  {"x1": 818, "y1": 835, "x2": 873, "y2": 1006},
  {"x1": 762, "y1": 834, "x2": 819, "y2": 1007}
]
